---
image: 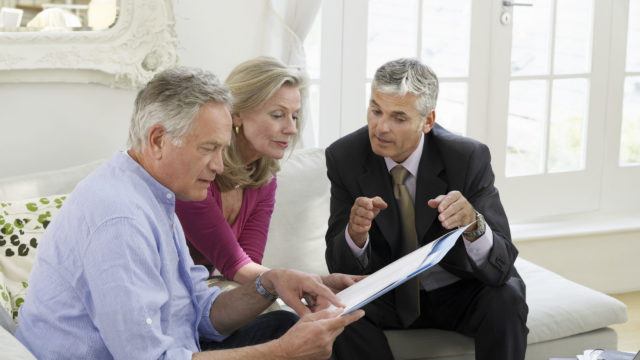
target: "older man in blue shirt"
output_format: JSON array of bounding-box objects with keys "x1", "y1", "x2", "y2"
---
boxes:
[{"x1": 16, "y1": 67, "x2": 363, "y2": 360}]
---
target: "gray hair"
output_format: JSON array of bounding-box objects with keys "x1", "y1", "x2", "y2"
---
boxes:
[
  {"x1": 127, "y1": 67, "x2": 232, "y2": 150},
  {"x1": 371, "y1": 58, "x2": 439, "y2": 116}
]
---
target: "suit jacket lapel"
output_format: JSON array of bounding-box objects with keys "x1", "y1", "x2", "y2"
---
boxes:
[
  {"x1": 357, "y1": 152, "x2": 400, "y2": 255},
  {"x1": 415, "y1": 133, "x2": 447, "y2": 243}
]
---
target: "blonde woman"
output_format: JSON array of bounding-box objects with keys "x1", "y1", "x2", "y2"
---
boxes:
[{"x1": 176, "y1": 57, "x2": 358, "y2": 295}]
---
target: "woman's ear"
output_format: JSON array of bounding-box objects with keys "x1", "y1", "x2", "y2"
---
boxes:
[
  {"x1": 232, "y1": 113, "x2": 243, "y2": 127},
  {"x1": 423, "y1": 110, "x2": 436, "y2": 134}
]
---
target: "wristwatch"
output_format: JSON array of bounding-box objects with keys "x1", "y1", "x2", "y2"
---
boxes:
[
  {"x1": 255, "y1": 272, "x2": 278, "y2": 302},
  {"x1": 463, "y1": 211, "x2": 486, "y2": 240}
]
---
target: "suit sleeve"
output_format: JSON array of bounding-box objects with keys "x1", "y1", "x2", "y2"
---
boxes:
[
  {"x1": 463, "y1": 143, "x2": 518, "y2": 286},
  {"x1": 325, "y1": 148, "x2": 373, "y2": 275}
]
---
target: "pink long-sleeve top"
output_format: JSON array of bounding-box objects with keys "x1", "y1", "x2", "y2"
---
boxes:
[{"x1": 175, "y1": 177, "x2": 277, "y2": 280}]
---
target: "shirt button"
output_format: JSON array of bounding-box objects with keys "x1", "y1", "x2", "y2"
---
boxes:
[
  {"x1": 146, "y1": 318, "x2": 153, "y2": 325},
  {"x1": 166, "y1": 193, "x2": 172, "y2": 199}
]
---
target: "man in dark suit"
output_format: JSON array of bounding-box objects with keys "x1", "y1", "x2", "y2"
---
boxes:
[{"x1": 326, "y1": 58, "x2": 528, "y2": 360}]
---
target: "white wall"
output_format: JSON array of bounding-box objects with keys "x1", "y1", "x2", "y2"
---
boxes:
[{"x1": 0, "y1": 0, "x2": 269, "y2": 178}]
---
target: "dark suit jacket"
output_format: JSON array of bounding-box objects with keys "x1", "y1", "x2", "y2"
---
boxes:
[{"x1": 325, "y1": 124, "x2": 521, "y2": 321}]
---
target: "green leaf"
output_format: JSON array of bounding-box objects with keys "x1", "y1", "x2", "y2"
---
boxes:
[
  {"x1": 21, "y1": 282, "x2": 28, "y2": 289},
  {"x1": 14, "y1": 218, "x2": 24, "y2": 229},
  {"x1": 10, "y1": 235, "x2": 19, "y2": 246},
  {"x1": 1, "y1": 223, "x2": 14, "y2": 235},
  {"x1": 1, "y1": 292, "x2": 8, "y2": 302},
  {"x1": 5, "y1": 248, "x2": 14, "y2": 257},
  {"x1": 0, "y1": 215, "x2": 4, "y2": 225},
  {"x1": 54, "y1": 198, "x2": 62, "y2": 204},
  {"x1": 15, "y1": 298, "x2": 24, "y2": 307},
  {"x1": 39, "y1": 198, "x2": 50, "y2": 205},
  {"x1": 26, "y1": 203, "x2": 38, "y2": 212},
  {"x1": 30, "y1": 238, "x2": 38, "y2": 248},
  {"x1": 18, "y1": 244, "x2": 29, "y2": 256},
  {"x1": 37, "y1": 213, "x2": 51, "y2": 224}
]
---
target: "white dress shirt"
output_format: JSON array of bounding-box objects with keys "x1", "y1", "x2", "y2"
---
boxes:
[{"x1": 345, "y1": 133, "x2": 494, "y2": 291}]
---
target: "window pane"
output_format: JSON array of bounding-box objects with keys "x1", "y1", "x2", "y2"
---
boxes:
[
  {"x1": 421, "y1": 0, "x2": 470, "y2": 77},
  {"x1": 548, "y1": 79, "x2": 588, "y2": 172},
  {"x1": 308, "y1": 84, "x2": 321, "y2": 147},
  {"x1": 554, "y1": 0, "x2": 593, "y2": 74},
  {"x1": 437, "y1": 82, "x2": 467, "y2": 135},
  {"x1": 511, "y1": 0, "x2": 553, "y2": 76},
  {"x1": 506, "y1": 80, "x2": 548, "y2": 176},
  {"x1": 303, "y1": 8, "x2": 322, "y2": 79},
  {"x1": 620, "y1": 77, "x2": 640, "y2": 165},
  {"x1": 627, "y1": 0, "x2": 640, "y2": 72},
  {"x1": 365, "y1": 82, "x2": 371, "y2": 110},
  {"x1": 367, "y1": 0, "x2": 418, "y2": 78}
]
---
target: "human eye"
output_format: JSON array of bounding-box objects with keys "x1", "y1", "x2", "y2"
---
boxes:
[
  {"x1": 270, "y1": 111, "x2": 284, "y2": 120},
  {"x1": 370, "y1": 107, "x2": 382, "y2": 116}
]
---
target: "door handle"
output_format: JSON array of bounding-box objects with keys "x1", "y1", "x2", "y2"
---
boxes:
[{"x1": 503, "y1": 1, "x2": 533, "y2": 6}]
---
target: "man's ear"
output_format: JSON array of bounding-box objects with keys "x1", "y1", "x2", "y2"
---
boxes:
[
  {"x1": 147, "y1": 124, "x2": 166, "y2": 160},
  {"x1": 423, "y1": 110, "x2": 436, "y2": 134}
]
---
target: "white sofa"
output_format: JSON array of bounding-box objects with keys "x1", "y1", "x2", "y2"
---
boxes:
[{"x1": 0, "y1": 148, "x2": 629, "y2": 360}]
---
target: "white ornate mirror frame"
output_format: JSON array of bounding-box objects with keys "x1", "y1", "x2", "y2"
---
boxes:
[{"x1": 0, "y1": 0, "x2": 177, "y2": 88}]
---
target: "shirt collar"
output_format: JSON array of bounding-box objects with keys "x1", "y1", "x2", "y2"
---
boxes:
[
  {"x1": 116, "y1": 151, "x2": 176, "y2": 209},
  {"x1": 384, "y1": 132, "x2": 424, "y2": 177}
]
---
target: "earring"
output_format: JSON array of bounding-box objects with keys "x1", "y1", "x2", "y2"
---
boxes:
[{"x1": 234, "y1": 125, "x2": 240, "y2": 134}]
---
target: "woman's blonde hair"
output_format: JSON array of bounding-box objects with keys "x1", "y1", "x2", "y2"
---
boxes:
[{"x1": 216, "y1": 57, "x2": 308, "y2": 192}]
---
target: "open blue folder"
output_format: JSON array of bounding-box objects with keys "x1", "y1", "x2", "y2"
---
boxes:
[{"x1": 335, "y1": 224, "x2": 470, "y2": 315}]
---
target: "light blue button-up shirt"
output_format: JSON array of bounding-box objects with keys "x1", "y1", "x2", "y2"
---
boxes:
[{"x1": 16, "y1": 152, "x2": 225, "y2": 360}]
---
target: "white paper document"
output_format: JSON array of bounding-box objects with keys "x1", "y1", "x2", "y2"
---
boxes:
[{"x1": 335, "y1": 224, "x2": 470, "y2": 315}]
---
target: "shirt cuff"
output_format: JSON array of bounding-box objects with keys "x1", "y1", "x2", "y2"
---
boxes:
[
  {"x1": 197, "y1": 286, "x2": 228, "y2": 342},
  {"x1": 345, "y1": 227, "x2": 369, "y2": 258},
  {"x1": 463, "y1": 224, "x2": 493, "y2": 266},
  {"x1": 160, "y1": 348, "x2": 193, "y2": 360}
]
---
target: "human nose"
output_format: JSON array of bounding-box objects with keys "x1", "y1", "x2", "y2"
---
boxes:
[
  {"x1": 283, "y1": 116, "x2": 298, "y2": 135},
  {"x1": 377, "y1": 116, "x2": 390, "y2": 133},
  {"x1": 209, "y1": 151, "x2": 224, "y2": 174}
]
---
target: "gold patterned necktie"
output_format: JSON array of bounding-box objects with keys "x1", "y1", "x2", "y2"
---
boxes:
[{"x1": 390, "y1": 165, "x2": 420, "y2": 327}]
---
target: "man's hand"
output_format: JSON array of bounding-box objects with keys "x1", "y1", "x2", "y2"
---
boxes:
[
  {"x1": 261, "y1": 270, "x2": 345, "y2": 315},
  {"x1": 271, "y1": 308, "x2": 365, "y2": 360},
  {"x1": 427, "y1": 191, "x2": 476, "y2": 232},
  {"x1": 347, "y1": 196, "x2": 388, "y2": 247},
  {"x1": 320, "y1": 273, "x2": 366, "y2": 293}
]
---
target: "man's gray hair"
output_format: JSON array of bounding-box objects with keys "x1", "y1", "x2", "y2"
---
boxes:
[
  {"x1": 127, "y1": 67, "x2": 232, "y2": 150},
  {"x1": 371, "y1": 58, "x2": 439, "y2": 116}
]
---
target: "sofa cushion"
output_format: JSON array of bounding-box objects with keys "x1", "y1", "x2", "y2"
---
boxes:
[
  {"x1": 0, "y1": 194, "x2": 67, "y2": 320},
  {"x1": 518, "y1": 258, "x2": 627, "y2": 344},
  {"x1": 0, "y1": 160, "x2": 101, "y2": 201},
  {"x1": 264, "y1": 148, "x2": 330, "y2": 275}
]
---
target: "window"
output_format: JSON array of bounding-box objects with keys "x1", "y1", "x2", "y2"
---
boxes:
[
  {"x1": 309, "y1": 0, "x2": 639, "y2": 221},
  {"x1": 619, "y1": 0, "x2": 640, "y2": 166},
  {"x1": 367, "y1": 0, "x2": 470, "y2": 135},
  {"x1": 303, "y1": 8, "x2": 322, "y2": 147},
  {"x1": 506, "y1": 0, "x2": 593, "y2": 176}
]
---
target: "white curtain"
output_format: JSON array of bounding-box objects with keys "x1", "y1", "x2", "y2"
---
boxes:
[{"x1": 263, "y1": 0, "x2": 322, "y2": 147}]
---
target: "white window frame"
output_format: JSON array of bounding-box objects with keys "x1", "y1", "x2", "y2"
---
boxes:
[{"x1": 315, "y1": 0, "x2": 640, "y2": 222}]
